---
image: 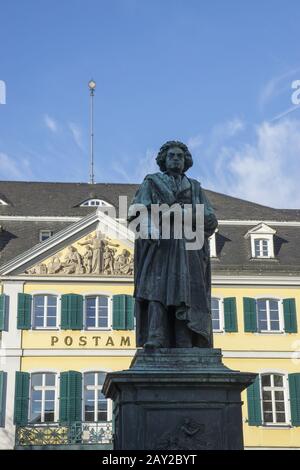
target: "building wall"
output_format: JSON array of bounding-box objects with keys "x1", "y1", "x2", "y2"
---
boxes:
[{"x1": 1, "y1": 278, "x2": 300, "y2": 449}]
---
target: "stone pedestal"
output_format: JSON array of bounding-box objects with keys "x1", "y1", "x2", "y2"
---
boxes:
[{"x1": 103, "y1": 348, "x2": 256, "y2": 450}]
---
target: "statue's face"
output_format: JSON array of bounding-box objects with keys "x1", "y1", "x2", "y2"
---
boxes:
[{"x1": 165, "y1": 146, "x2": 185, "y2": 174}]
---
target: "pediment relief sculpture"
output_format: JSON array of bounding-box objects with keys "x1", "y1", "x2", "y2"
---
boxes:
[{"x1": 25, "y1": 232, "x2": 133, "y2": 276}]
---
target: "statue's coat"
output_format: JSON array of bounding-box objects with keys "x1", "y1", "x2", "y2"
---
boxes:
[{"x1": 129, "y1": 172, "x2": 218, "y2": 347}]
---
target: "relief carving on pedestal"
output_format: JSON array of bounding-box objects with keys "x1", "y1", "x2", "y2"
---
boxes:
[
  {"x1": 25, "y1": 231, "x2": 133, "y2": 276},
  {"x1": 155, "y1": 417, "x2": 216, "y2": 450}
]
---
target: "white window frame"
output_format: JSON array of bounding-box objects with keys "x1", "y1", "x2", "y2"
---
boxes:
[
  {"x1": 259, "y1": 372, "x2": 291, "y2": 427},
  {"x1": 84, "y1": 295, "x2": 112, "y2": 330},
  {"x1": 209, "y1": 232, "x2": 217, "y2": 258},
  {"x1": 255, "y1": 297, "x2": 284, "y2": 334},
  {"x1": 80, "y1": 199, "x2": 112, "y2": 207},
  {"x1": 29, "y1": 372, "x2": 58, "y2": 424},
  {"x1": 211, "y1": 297, "x2": 224, "y2": 333},
  {"x1": 32, "y1": 294, "x2": 59, "y2": 330},
  {"x1": 39, "y1": 230, "x2": 53, "y2": 242},
  {"x1": 253, "y1": 238, "x2": 270, "y2": 258},
  {"x1": 82, "y1": 371, "x2": 112, "y2": 423}
]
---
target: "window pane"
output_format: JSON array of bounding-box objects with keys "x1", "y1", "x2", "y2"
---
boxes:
[
  {"x1": 276, "y1": 413, "x2": 286, "y2": 423},
  {"x1": 31, "y1": 374, "x2": 43, "y2": 386},
  {"x1": 34, "y1": 295, "x2": 45, "y2": 307},
  {"x1": 98, "y1": 411, "x2": 108, "y2": 421},
  {"x1": 47, "y1": 316, "x2": 56, "y2": 327},
  {"x1": 45, "y1": 390, "x2": 55, "y2": 401},
  {"x1": 31, "y1": 400, "x2": 42, "y2": 413},
  {"x1": 97, "y1": 373, "x2": 106, "y2": 386},
  {"x1": 212, "y1": 319, "x2": 220, "y2": 330},
  {"x1": 275, "y1": 402, "x2": 285, "y2": 412},
  {"x1": 85, "y1": 411, "x2": 94, "y2": 422},
  {"x1": 259, "y1": 320, "x2": 268, "y2": 330},
  {"x1": 262, "y1": 390, "x2": 272, "y2": 400},
  {"x1": 269, "y1": 300, "x2": 278, "y2": 311},
  {"x1": 274, "y1": 375, "x2": 283, "y2": 387},
  {"x1": 263, "y1": 401, "x2": 272, "y2": 411},
  {"x1": 45, "y1": 373, "x2": 55, "y2": 386},
  {"x1": 86, "y1": 298, "x2": 96, "y2": 327},
  {"x1": 99, "y1": 317, "x2": 108, "y2": 328},
  {"x1": 32, "y1": 390, "x2": 42, "y2": 401},
  {"x1": 84, "y1": 373, "x2": 95, "y2": 386},
  {"x1": 34, "y1": 315, "x2": 44, "y2": 327},
  {"x1": 44, "y1": 411, "x2": 55, "y2": 422},
  {"x1": 211, "y1": 298, "x2": 219, "y2": 310},
  {"x1": 263, "y1": 412, "x2": 273, "y2": 423},
  {"x1": 270, "y1": 321, "x2": 280, "y2": 331},
  {"x1": 47, "y1": 296, "x2": 57, "y2": 307},
  {"x1": 99, "y1": 296, "x2": 108, "y2": 307},
  {"x1": 275, "y1": 391, "x2": 284, "y2": 400},
  {"x1": 270, "y1": 311, "x2": 279, "y2": 320},
  {"x1": 261, "y1": 375, "x2": 271, "y2": 386},
  {"x1": 85, "y1": 390, "x2": 94, "y2": 401}
]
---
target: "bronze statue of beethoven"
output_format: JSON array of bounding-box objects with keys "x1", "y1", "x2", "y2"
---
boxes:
[{"x1": 128, "y1": 141, "x2": 218, "y2": 349}]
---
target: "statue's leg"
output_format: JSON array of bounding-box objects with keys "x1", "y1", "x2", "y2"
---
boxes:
[
  {"x1": 174, "y1": 317, "x2": 193, "y2": 348},
  {"x1": 145, "y1": 301, "x2": 170, "y2": 349}
]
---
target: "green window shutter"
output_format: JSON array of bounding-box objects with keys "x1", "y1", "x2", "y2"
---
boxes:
[
  {"x1": 243, "y1": 297, "x2": 257, "y2": 332},
  {"x1": 283, "y1": 299, "x2": 298, "y2": 333},
  {"x1": 17, "y1": 293, "x2": 32, "y2": 330},
  {"x1": 289, "y1": 373, "x2": 300, "y2": 426},
  {"x1": 59, "y1": 371, "x2": 82, "y2": 424},
  {"x1": 224, "y1": 297, "x2": 238, "y2": 332},
  {"x1": 61, "y1": 294, "x2": 83, "y2": 330},
  {"x1": 14, "y1": 372, "x2": 30, "y2": 425},
  {"x1": 247, "y1": 375, "x2": 262, "y2": 426},
  {"x1": 125, "y1": 295, "x2": 134, "y2": 330},
  {"x1": 113, "y1": 295, "x2": 126, "y2": 330},
  {"x1": 0, "y1": 371, "x2": 5, "y2": 426},
  {"x1": 113, "y1": 295, "x2": 134, "y2": 330},
  {"x1": 0, "y1": 294, "x2": 6, "y2": 331},
  {"x1": 61, "y1": 294, "x2": 70, "y2": 330}
]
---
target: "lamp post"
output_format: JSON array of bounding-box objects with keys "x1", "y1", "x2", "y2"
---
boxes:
[{"x1": 88, "y1": 79, "x2": 96, "y2": 184}]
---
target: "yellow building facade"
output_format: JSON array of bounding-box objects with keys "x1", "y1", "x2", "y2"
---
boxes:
[{"x1": 0, "y1": 182, "x2": 299, "y2": 450}]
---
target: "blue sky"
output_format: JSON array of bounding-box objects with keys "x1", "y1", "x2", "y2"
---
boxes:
[{"x1": 1, "y1": 0, "x2": 300, "y2": 208}]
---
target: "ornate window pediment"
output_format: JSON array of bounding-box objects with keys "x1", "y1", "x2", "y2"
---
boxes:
[{"x1": 244, "y1": 223, "x2": 276, "y2": 258}]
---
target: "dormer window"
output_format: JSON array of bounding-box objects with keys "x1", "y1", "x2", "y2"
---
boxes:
[
  {"x1": 254, "y1": 239, "x2": 270, "y2": 257},
  {"x1": 245, "y1": 223, "x2": 276, "y2": 259},
  {"x1": 0, "y1": 199, "x2": 8, "y2": 206},
  {"x1": 80, "y1": 199, "x2": 112, "y2": 207},
  {"x1": 40, "y1": 230, "x2": 53, "y2": 242}
]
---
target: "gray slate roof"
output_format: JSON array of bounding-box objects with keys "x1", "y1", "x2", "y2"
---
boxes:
[
  {"x1": 0, "y1": 181, "x2": 300, "y2": 275},
  {"x1": 0, "y1": 180, "x2": 300, "y2": 220}
]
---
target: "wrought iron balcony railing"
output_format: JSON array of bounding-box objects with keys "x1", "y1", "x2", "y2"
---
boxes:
[{"x1": 15, "y1": 421, "x2": 113, "y2": 447}]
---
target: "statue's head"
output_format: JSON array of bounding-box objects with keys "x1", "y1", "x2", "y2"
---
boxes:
[{"x1": 156, "y1": 141, "x2": 193, "y2": 174}]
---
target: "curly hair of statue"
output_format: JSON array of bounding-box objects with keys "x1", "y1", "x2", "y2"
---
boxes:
[{"x1": 156, "y1": 140, "x2": 193, "y2": 172}]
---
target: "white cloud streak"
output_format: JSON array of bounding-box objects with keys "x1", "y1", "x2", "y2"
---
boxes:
[
  {"x1": 0, "y1": 152, "x2": 32, "y2": 179},
  {"x1": 68, "y1": 122, "x2": 84, "y2": 151},
  {"x1": 44, "y1": 114, "x2": 58, "y2": 133}
]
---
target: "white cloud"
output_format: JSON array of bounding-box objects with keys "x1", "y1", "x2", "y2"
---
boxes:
[
  {"x1": 0, "y1": 152, "x2": 32, "y2": 179},
  {"x1": 258, "y1": 67, "x2": 300, "y2": 111},
  {"x1": 68, "y1": 122, "x2": 84, "y2": 150},
  {"x1": 44, "y1": 114, "x2": 58, "y2": 133},
  {"x1": 187, "y1": 134, "x2": 202, "y2": 151},
  {"x1": 205, "y1": 118, "x2": 300, "y2": 209}
]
